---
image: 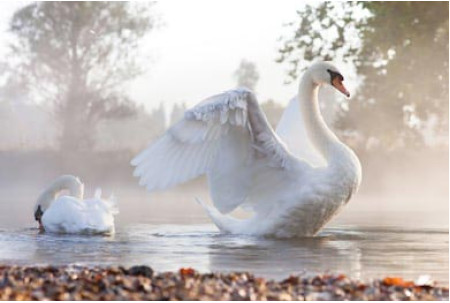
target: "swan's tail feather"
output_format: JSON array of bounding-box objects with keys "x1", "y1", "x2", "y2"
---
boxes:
[
  {"x1": 195, "y1": 197, "x2": 243, "y2": 233},
  {"x1": 94, "y1": 188, "x2": 119, "y2": 215}
]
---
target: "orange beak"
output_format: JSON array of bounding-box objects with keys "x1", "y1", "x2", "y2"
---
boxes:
[{"x1": 332, "y1": 77, "x2": 350, "y2": 98}]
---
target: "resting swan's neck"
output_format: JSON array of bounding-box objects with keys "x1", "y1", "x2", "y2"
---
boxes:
[
  {"x1": 37, "y1": 175, "x2": 84, "y2": 210},
  {"x1": 298, "y1": 72, "x2": 342, "y2": 161}
]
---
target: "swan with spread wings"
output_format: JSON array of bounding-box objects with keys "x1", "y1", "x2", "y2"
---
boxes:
[{"x1": 131, "y1": 62, "x2": 361, "y2": 238}]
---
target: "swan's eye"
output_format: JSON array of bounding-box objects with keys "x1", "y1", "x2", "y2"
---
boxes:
[{"x1": 327, "y1": 69, "x2": 344, "y2": 83}]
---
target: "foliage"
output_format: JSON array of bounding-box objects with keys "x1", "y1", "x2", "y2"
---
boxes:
[
  {"x1": 233, "y1": 59, "x2": 260, "y2": 90},
  {"x1": 232, "y1": 59, "x2": 284, "y2": 128},
  {"x1": 260, "y1": 99, "x2": 284, "y2": 129},
  {"x1": 169, "y1": 103, "x2": 187, "y2": 126},
  {"x1": 277, "y1": 2, "x2": 448, "y2": 150},
  {"x1": 8, "y1": 1, "x2": 157, "y2": 151},
  {"x1": 95, "y1": 104, "x2": 166, "y2": 152}
]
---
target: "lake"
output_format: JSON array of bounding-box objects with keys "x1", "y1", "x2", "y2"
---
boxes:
[
  {"x1": 0, "y1": 183, "x2": 448, "y2": 285},
  {"x1": 0, "y1": 214, "x2": 447, "y2": 285}
]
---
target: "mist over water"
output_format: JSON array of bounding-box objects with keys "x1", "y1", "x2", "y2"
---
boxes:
[
  {"x1": 0, "y1": 146, "x2": 447, "y2": 229},
  {"x1": 0, "y1": 147, "x2": 447, "y2": 285}
]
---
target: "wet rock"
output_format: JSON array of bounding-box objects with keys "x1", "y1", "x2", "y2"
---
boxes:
[{"x1": 127, "y1": 265, "x2": 153, "y2": 278}]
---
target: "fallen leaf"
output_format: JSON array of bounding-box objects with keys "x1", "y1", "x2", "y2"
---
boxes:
[
  {"x1": 382, "y1": 277, "x2": 414, "y2": 287},
  {"x1": 179, "y1": 268, "x2": 195, "y2": 276}
]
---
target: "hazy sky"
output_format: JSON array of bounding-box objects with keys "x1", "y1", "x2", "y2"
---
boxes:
[
  {"x1": 131, "y1": 0, "x2": 306, "y2": 110},
  {"x1": 0, "y1": 0, "x2": 352, "y2": 111}
]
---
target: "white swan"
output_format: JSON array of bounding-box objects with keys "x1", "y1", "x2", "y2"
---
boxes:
[
  {"x1": 33, "y1": 175, "x2": 117, "y2": 234},
  {"x1": 132, "y1": 62, "x2": 361, "y2": 237}
]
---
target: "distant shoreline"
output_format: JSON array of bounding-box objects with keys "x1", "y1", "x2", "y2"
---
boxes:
[{"x1": 0, "y1": 265, "x2": 447, "y2": 301}]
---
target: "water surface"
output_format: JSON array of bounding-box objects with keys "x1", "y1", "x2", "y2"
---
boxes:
[
  {"x1": 0, "y1": 223, "x2": 447, "y2": 285},
  {"x1": 0, "y1": 185, "x2": 448, "y2": 285}
]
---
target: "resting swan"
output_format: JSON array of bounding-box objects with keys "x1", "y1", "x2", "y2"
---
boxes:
[
  {"x1": 33, "y1": 175, "x2": 117, "y2": 234},
  {"x1": 132, "y1": 62, "x2": 361, "y2": 237}
]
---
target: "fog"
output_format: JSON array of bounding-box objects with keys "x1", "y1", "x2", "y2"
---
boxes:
[
  {"x1": 0, "y1": 123, "x2": 447, "y2": 230},
  {"x1": 0, "y1": 1, "x2": 447, "y2": 230}
]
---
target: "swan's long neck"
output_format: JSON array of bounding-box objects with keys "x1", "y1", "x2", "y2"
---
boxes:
[
  {"x1": 298, "y1": 73, "x2": 341, "y2": 161},
  {"x1": 36, "y1": 175, "x2": 84, "y2": 211}
]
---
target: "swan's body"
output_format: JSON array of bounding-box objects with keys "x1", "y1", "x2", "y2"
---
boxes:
[
  {"x1": 33, "y1": 175, "x2": 117, "y2": 234},
  {"x1": 132, "y1": 62, "x2": 361, "y2": 237}
]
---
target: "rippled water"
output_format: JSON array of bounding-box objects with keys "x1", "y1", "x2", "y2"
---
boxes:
[
  {"x1": 0, "y1": 223, "x2": 447, "y2": 284},
  {"x1": 0, "y1": 185, "x2": 448, "y2": 285}
]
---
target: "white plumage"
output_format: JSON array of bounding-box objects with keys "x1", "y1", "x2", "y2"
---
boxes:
[
  {"x1": 34, "y1": 175, "x2": 117, "y2": 234},
  {"x1": 132, "y1": 62, "x2": 362, "y2": 238}
]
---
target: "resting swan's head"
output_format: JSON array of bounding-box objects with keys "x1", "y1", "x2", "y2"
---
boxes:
[
  {"x1": 307, "y1": 61, "x2": 350, "y2": 98},
  {"x1": 34, "y1": 175, "x2": 84, "y2": 229}
]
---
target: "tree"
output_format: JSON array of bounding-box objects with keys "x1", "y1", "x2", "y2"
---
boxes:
[
  {"x1": 277, "y1": 2, "x2": 448, "y2": 150},
  {"x1": 8, "y1": 2, "x2": 157, "y2": 151},
  {"x1": 95, "y1": 104, "x2": 166, "y2": 152},
  {"x1": 260, "y1": 99, "x2": 284, "y2": 129},
  {"x1": 233, "y1": 59, "x2": 260, "y2": 90},
  {"x1": 169, "y1": 103, "x2": 187, "y2": 126}
]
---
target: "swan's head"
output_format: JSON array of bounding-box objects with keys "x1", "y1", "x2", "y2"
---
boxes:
[
  {"x1": 308, "y1": 62, "x2": 350, "y2": 98},
  {"x1": 33, "y1": 175, "x2": 84, "y2": 230},
  {"x1": 34, "y1": 194, "x2": 49, "y2": 230}
]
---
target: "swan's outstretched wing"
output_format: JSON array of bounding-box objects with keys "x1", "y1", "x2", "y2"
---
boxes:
[
  {"x1": 276, "y1": 96, "x2": 326, "y2": 167},
  {"x1": 131, "y1": 88, "x2": 296, "y2": 213}
]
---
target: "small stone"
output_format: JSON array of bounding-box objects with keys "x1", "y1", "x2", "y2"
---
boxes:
[
  {"x1": 128, "y1": 265, "x2": 153, "y2": 278},
  {"x1": 278, "y1": 292, "x2": 293, "y2": 300},
  {"x1": 0, "y1": 265, "x2": 446, "y2": 301}
]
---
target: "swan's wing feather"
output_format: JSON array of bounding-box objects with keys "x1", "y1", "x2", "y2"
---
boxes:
[
  {"x1": 276, "y1": 96, "x2": 326, "y2": 167},
  {"x1": 132, "y1": 121, "x2": 218, "y2": 191},
  {"x1": 132, "y1": 88, "x2": 295, "y2": 213}
]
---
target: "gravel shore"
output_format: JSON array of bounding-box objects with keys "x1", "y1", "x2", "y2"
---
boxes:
[{"x1": 0, "y1": 265, "x2": 448, "y2": 301}]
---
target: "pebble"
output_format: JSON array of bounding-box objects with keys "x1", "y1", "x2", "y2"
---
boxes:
[{"x1": 0, "y1": 265, "x2": 447, "y2": 301}]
